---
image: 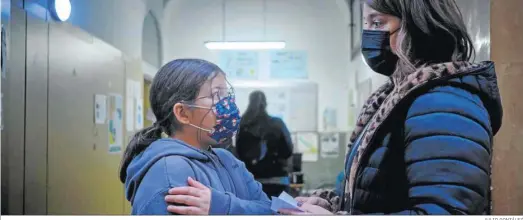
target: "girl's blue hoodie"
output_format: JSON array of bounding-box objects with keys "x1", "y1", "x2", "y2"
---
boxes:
[{"x1": 124, "y1": 138, "x2": 273, "y2": 215}]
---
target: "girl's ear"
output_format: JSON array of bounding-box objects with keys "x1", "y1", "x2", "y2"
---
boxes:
[{"x1": 173, "y1": 103, "x2": 192, "y2": 125}]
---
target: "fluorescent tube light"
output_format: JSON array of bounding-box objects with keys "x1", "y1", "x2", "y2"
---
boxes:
[{"x1": 204, "y1": 41, "x2": 286, "y2": 50}]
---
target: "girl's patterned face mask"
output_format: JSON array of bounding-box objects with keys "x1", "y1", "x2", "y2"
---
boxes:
[
  {"x1": 208, "y1": 95, "x2": 240, "y2": 144},
  {"x1": 187, "y1": 94, "x2": 241, "y2": 144}
]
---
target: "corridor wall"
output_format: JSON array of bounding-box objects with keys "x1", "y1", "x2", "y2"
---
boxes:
[
  {"x1": 46, "y1": 21, "x2": 127, "y2": 215},
  {"x1": 2, "y1": 4, "x2": 143, "y2": 214},
  {"x1": 491, "y1": 0, "x2": 523, "y2": 214},
  {"x1": 164, "y1": 0, "x2": 351, "y2": 132}
]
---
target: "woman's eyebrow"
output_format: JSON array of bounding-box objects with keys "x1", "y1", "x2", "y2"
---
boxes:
[{"x1": 366, "y1": 12, "x2": 380, "y2": 20}]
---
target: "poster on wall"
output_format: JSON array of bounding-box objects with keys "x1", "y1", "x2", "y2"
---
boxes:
[
  {"x1": 125, "y1": 79, "x2": 144, "y2": 131},
  {"x1": 270, "y1": 51, "x2": 308, "y2": 79},
  {"x1": 320, "y1": 133, "x2": 339, "y2": 158},
  {"x1": 219, "y1": 51, "x2": 259, "y2": 80},
  {"x1": 125, "y1": 80, "x2": 135, "y2": 131},
  {"x1": 297, "y1": 132, "x2": 319, "y2": 162},
  {"x1": 322, "y1": 108, "x2": 338, "y2": 131},
  {"x1": 133, "y1": 80, "x2": 144, "y2": 130},
  {"x1": 108, "y1": 94, "x2": 123, "y2": 153},
  {"x1": 94, "y1": 94, "x2": 107, "y2": 124},
  {"x1": 135, "y1": 97, "x2": 144, "y2": 130},
  {"x1": 125, "y1": 99, "x2": 134, "y2": 131}
]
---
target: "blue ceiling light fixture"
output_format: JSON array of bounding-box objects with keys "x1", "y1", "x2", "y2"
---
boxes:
[{"x1": 51, "y1": 0, "x2": 72, "y2": 22}]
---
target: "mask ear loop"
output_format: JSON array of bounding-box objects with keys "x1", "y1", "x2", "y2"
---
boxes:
[
  {"x1": 390, "y1": 28, "x2": 400, "y2": 35},
  {"x1": 190, "y1": 99, "x2": 216, "y2": 151},
  {"x1": 204, "y1": 76, "x2": 237, "y2": 150},
  {"x1": 387, "y1": 27, "x2": 401, "y2": 58},
  {"x1": 180, "y1": 100, "x2": 215, "y2": 150},
  {"x1": 226, "y1": 79, "x2": 236, "y2": 100}
]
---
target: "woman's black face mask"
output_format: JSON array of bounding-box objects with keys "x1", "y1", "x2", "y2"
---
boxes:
[{"x1": 361, "y1": 29, "x2": 399, "y2": 76}]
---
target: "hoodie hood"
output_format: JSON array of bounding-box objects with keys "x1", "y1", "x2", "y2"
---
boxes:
[
  {"x1": 412, "y1": 61, "x2": 503, "y2": 134},
  {"x1": 396, "y1": 61, "x2": 502, "y2": 134},
  {"x1": 124, "y1": 138, "x2": 211, "y2": 203},
  {"x1": 447, "y1": 61, "x2": 503, "y2": 134}
]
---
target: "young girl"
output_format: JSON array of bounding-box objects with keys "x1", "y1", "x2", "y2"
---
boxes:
[
  {"x1": 283, "y1": 0, "x2": 502, "y2": 215},
  {"x1": 119, "y1": 59, "x2": 272, "y2": 215}
]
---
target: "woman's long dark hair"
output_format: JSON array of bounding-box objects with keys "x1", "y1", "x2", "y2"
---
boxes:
[
  {"x1": 119, "y1": 58, "x2": 223, "y2": 183},
  {"x1": 239, "y1": 91, "x2": 272, "y2": 138},
  {"x1": 366, "y1": 0, "x2": 475, "y2": 79}
]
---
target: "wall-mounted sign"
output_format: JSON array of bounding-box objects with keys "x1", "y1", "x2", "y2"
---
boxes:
[
  {"x1": 270, "y1": 51, "x2": 308, "y2": 79},
  {"x1": 94, "y1": 94, "x2": 107, "y2": 124},
  {"x1": 219, "y1": 51, "x2": 259, "y2": 80},
  {"x1": 108, "y1": 94, "x2": 123, "y2": 154}
]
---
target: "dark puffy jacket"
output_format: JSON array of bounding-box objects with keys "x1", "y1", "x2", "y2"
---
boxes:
[{"x1": 345, "y1": 62, "x2": 502, "y2": 215}]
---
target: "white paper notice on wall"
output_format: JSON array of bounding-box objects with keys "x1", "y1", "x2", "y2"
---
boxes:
[
  {"x1": 320, "y1": 133, "x2": 339, "y2": 158},
  {"x1": 126, "y1": 79, "x2": 135, "y2": 97},
  {"x1": 125, "y1": 79, "x2": 135, "y2": 131},
  {"x1": 135, "y1": 97, "x2": 144, "y2": 130},
  {"x1": 108, "y1": 94, "x2": 123, "y2": 154},
  {"x1": 126, "y1": 79, "x2": 142, "y2": 132},
  {"x1": 322, "y1": 108, "x2": 338, "y2": 131},
  {"x1": 94, "y1": 94, "x2": 107, "y2": 124},
  {"x1": 131, "y1": 80, "x2": 144, "y2": 130},
  {"x1": 125, "y1": 79, "x2": 135, "y2": 132},
  {"x1": 126, "y1": 97, "x2": 135, "y2": 131},
  {"x1": 297, "y1": 132, "x2": 319, "y2": 162},
  {"x1": 133, "y1": 80, "x2": 142, "y2": 98}
]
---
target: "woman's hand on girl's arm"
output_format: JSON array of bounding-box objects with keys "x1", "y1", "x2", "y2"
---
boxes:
[
  {"x1": 165, "y1": 177, "x2": 211, "y2": 215},
  {"x1": 295, "y1": 197, "x2": 332, "y2": 210}
]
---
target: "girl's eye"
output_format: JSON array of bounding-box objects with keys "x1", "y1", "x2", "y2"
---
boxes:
[
  {"x1": 212, "y1": 92, "x2": 220, "y2": 102},
  {"x1": 212, "y1": 89, "x2": 231, "y2": 101}
]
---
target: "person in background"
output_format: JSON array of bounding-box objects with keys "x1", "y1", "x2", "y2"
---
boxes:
[
  {"x1": 119, "y1": 59, "x2": 272, "y2": 215},
  {"x1": 282, "y1": 0, "x2": 502, "y2": 215},
  {"x1": 236, "y1": 91, "x2": 294, "y2": 197}
]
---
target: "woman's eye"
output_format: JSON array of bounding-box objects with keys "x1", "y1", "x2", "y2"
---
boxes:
[{"x1": 371, "y1": 20, "x2": 383, "y2": 29}]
